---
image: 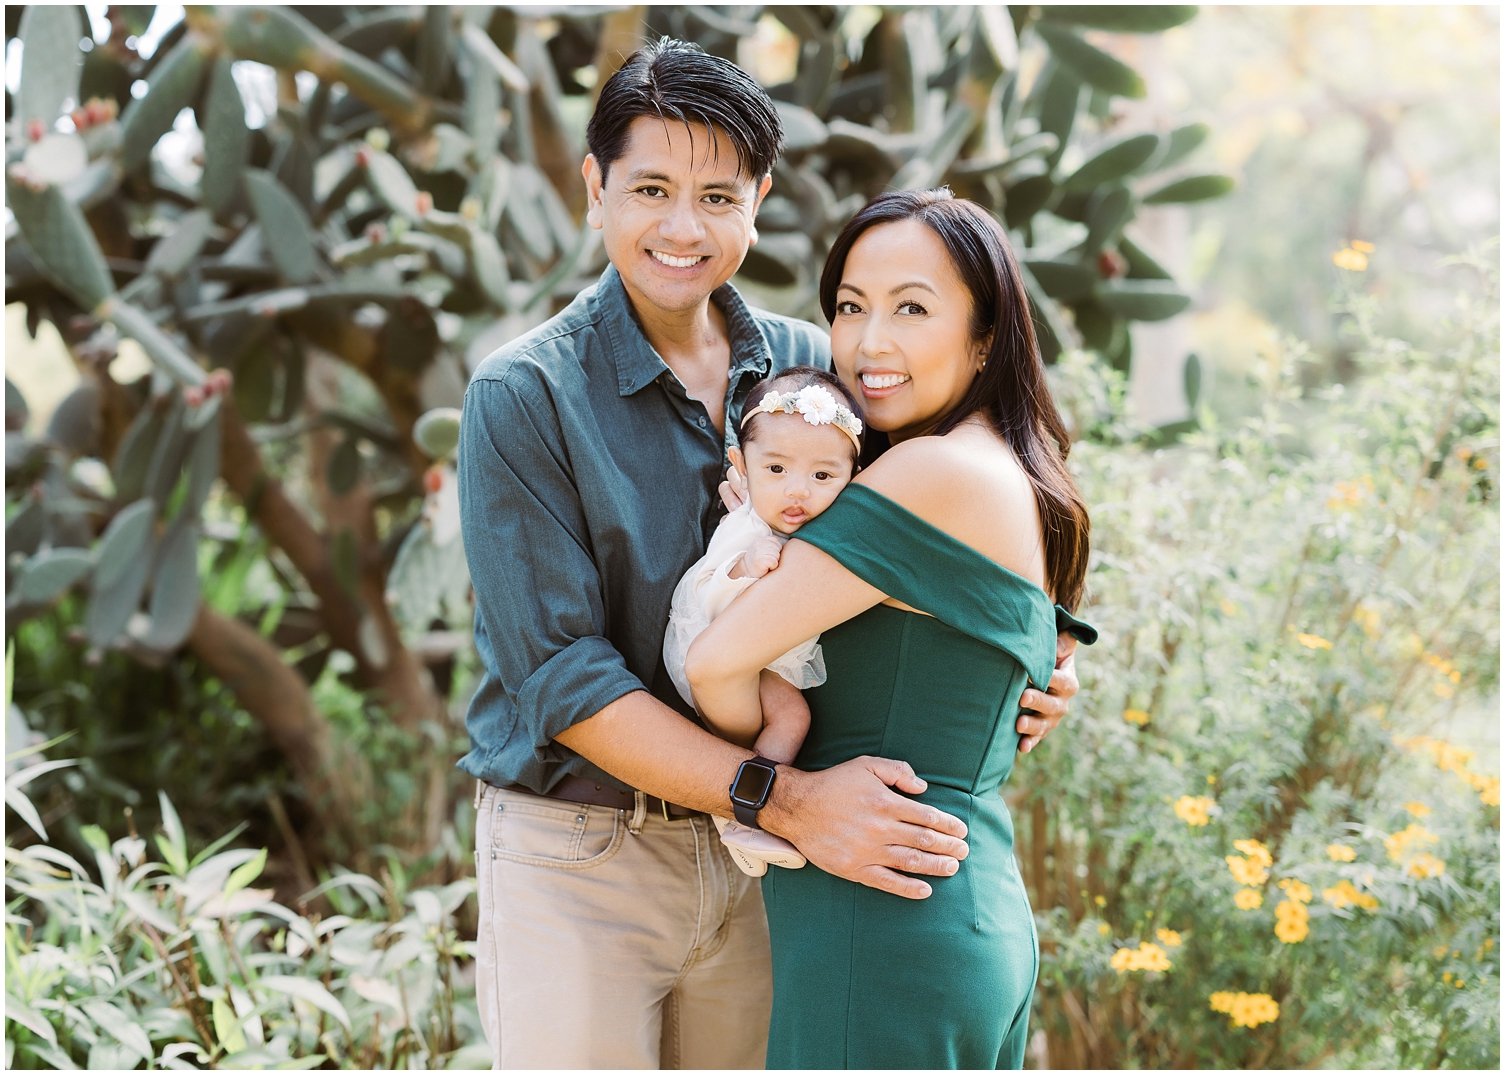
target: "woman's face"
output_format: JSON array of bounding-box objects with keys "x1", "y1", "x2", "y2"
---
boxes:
[{"x1": 829, "y1": 218, "x2": 984, "y2": 443}]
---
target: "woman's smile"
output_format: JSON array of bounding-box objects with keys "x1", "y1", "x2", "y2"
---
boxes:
[{"x1": 856, "y1": 369, "x2": 912, "y2": 398}]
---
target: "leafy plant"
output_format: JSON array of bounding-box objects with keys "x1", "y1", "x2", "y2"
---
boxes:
[
  {"x1": 1022, "y1": 252, "x2": 1500, "y2": 1067},
  {"x1": 5, "y1": 762, "x2": 486, "y2": 1069}
]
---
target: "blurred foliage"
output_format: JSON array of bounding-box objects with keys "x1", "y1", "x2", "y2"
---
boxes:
[
  {"x1": 1026, "y1": 251, "x2": 1500, "y2": 1068},
  {"x1": 5, "y1": 759, "x2": 486, "y2": 1069},
  {"x1": 1159, "y1": 6, "x2": 1500, "y2": 415},
  {"x1": 3, "y1": 4, "x2": 1228, "y2": 870}
]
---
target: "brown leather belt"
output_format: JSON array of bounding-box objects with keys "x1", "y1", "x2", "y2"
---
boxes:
[{"x1": 505, "y1": 774, "x2": 702, "y2": 821}]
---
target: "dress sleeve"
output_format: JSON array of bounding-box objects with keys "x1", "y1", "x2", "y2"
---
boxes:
[
  {"x1": 792, "y1": 484, "x2": 1063, "y2": 689},
  {"x1": 1055, "y1": 605, "x2": 1098, "y2": 645},
  {"x1": 459, "y1": 375, "x2": 646, "y2": 756}
]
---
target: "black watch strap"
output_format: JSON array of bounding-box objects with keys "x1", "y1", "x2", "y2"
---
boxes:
[{"x1": 730, "y1": 755, "x2": 779, "y2": 829}]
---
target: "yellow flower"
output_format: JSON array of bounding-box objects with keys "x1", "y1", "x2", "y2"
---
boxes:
[
  {"x1": 1455, "y1": 978, "x2": 1466, "y2": 989},
  {"x1": 1228, "y1": 858, "x2": 1269, "y2": 887},
  {"x1": 1352, "y1": 604, "x2": 1382, "y2": 638},
  {"x1": 1273, "y1": 899, "x2": 1309, "y2": 943},
  {"x1": 1227, "y1": 842, "x2": 1272, "y2": 886},
  {"x1": 1325, "y1": 476, "x2": 1374, "y2": 511},
  {"x1": 1174, "y1": 795, "x2": 1216, "y2": 826},
  {"x1": 1112, "y1": 941, "x2": 1173, "y2": 974},
  {"x1": 1321, "y1": 879, "x2": 1379, "y2": 912},
  {"x1": 1122, "y1": 708, "x2": 1150, "y2": 726},
  {"x1": 1421, "y1": 652, "x2": 1456, "y2": 677},
  {"x1": 1406, "y1": 852, "x2": 1446, "y2": 879},
  {"x1": 1434, "y1": 945, "x2": 1450, "y2": 959},
  {"x1": 1472, "y1": 456, "x2": 1489, "y2": 470},
  {"x1": 1332, "y1": 247, "x2": 1369, "y2": 272},
  {"x1": 1274, "y1": 917, "x2": 1308, "y2": 944},
  {"x1": 1235, "y1": 889, "x2": 1264, "y2": 911},
  {"x1": 1233, "y1": 839, "x2": 1273, "y2": 868},
  {"x1": 1156, "y1": 928, "x2": 1183, "y2": 948},
  {"x1": 1277, "y1": 878, "x2": 1313, "y2": 904},
  {"x1": 1296, "y1": 632, "x2": 1334, "y2": 650},
  {"x1": 1097, "y1": 922, "x2": 1112, "y2": 936},
  {"x1": 1207, "y1": 774, "x2": 1218, "y2": 786},
  {"x1": 1443, "y1": 971, "x2": 1454, "y2": 984},
  {"x1": 1473, "y1": 775, "x2": 1499, "y2": 808},
  {"x1": 1436, "y1": 742, "x2": 1475, "y2": 773},
  {"x1": 1433, "y1": 681, "x2": 1456, "y2": 699},
  {"x1": 1350, "y1": 239, "x2": 1375, "y2": 253},
  {"x1": 1219, "y1": 598, "x2": 1239, "y2": 617},
  {"x1": 1403, "y1": 801, "x2": 1431, "y2": 818},
  {"x1": 1210, "y1": 991, "x2": 1280, "y2": 1028},
  {"x1": 1385, "y1": 823, "x2": 1439, "y2": 862},
  {"x1": 1326, "y1": 843, "x2": 1357, "y2": 863},
  {"x1": 1094, "y1": 895, "x2": 1107, "y2": 907}
]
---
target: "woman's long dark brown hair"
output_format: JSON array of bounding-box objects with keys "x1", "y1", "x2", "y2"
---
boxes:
[{"x1": 818, "y1": 188, "x2": 1091, "y2": 610}]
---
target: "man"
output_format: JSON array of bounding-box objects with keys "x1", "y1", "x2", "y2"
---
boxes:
[{"x1": 458, "y1": 38, "x2": 1080, "y2": 1069}]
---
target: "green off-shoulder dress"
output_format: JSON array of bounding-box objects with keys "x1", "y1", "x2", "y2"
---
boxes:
[{"x1": 762, "y1": 484, "x2": 1095, "y2": 1070}]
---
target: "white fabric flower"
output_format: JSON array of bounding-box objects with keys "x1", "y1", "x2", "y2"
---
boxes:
[{"x1": 793, "y1": 385, "x2": 839, "y2": 425}]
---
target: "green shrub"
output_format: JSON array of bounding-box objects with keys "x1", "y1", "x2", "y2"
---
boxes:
[
  {"x1": 5, "y1": 771, "x2": 486, "y2": 1069},
  {"x1": 1023, "y1": 254, "x2": 1500, "y2": 1068}
]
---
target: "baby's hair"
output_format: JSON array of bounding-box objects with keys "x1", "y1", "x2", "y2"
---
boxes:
[{"x1": 739, "y1": 366, "x2": 865, "y2": 462}]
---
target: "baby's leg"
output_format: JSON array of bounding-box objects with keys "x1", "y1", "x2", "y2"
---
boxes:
[{"x1": 753, "y1": 671, "x2": 811, "y2": 765}]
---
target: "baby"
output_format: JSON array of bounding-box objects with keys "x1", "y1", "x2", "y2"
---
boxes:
[{"x1": 663, "y1": 367, "x2": 864, "y2": 877}]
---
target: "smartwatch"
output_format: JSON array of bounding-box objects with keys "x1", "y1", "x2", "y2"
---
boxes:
[{"x1": 729, "y1": 755, "x2": 780, "y2": 829}]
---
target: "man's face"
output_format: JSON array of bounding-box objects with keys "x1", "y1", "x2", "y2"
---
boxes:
[{"x1": 583, "y1": 117, "x2": 771, "y2": 323}]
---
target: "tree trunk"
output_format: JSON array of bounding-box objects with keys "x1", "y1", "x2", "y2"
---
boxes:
[{"x1": 185, "y1": 605, "x2": 366, "y2": 833}]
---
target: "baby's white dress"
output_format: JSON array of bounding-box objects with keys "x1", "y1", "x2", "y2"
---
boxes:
[{"x1": 663, "y1": 500, "x2": 826, "y2": 709}]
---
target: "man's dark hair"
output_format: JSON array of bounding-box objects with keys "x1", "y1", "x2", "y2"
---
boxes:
[{"x1": 587, "y1": 37, "x2": 784, "y2": 181}]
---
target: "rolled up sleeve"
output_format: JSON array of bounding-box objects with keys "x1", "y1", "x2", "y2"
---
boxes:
[{"x1": 459, "y1": 374, "x2": 645, "y2": 765}]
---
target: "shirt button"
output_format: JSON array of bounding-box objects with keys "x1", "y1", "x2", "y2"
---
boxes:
[{"x1": 698, "y1": 416, "x2": 707, "y2": 428}]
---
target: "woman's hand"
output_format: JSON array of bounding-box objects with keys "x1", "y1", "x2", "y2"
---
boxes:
[
  {"x1": 1016, "y1": 632, "x2": 1079, "y2": 754},
  {"x1": 763, "y1": 757, "x2": 969, "y2": 901}
]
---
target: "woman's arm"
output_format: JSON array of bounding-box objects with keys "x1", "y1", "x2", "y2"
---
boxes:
[{"x1": 685, "y1": 538, "x2": 886, "y2": 735}]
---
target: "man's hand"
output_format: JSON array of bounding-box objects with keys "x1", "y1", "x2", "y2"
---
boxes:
[
  {"x1": 764, "y1": 757, "x2": 969, "y2": 901},
  {"x1": 718, "y1": 464, "x2": 748, "y2": 512},
  {"x1": 1017, "y1": 632, "x2": 1080, "y2": 755}
]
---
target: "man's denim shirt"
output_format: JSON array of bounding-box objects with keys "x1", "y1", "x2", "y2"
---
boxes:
[{"x1": 457, "y1": 265, "x2": 830, "y2": 793}]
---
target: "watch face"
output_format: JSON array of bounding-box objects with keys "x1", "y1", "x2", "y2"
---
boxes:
[{"x1": 731, "y1": 762, "x2": 775, "y2": 807}]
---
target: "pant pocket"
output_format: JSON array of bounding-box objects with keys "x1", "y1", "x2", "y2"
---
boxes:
[{"x1": 488, "y1": 791, "x2": 624, "y2": 870}]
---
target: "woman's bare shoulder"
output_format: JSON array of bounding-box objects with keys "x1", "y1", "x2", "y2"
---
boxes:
[{"x1": 853, "y1": 429, "x2": 1044, "y2": 582}]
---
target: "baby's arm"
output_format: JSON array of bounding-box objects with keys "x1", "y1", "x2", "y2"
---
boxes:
[
  {"x1": 727, "y1": 534, "x2": 784, "y2": 580},
  {"x1": 750, "y1": 671, "x2": 811, "y2": 765}
]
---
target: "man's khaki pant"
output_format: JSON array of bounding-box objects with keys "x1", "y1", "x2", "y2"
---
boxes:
[{"x1": 474, "y1": 782, "x2": 772, "y2": 1069}]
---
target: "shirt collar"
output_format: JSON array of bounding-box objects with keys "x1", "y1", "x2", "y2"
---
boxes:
[{"x1": 592, "y1": 265, "x2": 774, "y2": 397}]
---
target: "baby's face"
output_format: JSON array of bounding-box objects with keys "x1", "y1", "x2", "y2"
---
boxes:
[{"x1": 736, "y1": 414, "x2": 856, "y2": 535}]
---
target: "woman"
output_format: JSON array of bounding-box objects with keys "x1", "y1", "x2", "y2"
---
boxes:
[{"x1": 686, "y1": 188, "x2": 1095, "y2": 1068}]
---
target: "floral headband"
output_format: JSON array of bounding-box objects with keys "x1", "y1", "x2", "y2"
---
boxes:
[{"x1": 740, "y1": 384, "x2": 863, "y2": 452}]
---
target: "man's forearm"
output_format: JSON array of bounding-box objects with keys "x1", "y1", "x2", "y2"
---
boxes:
[
  {"x1": 557, "y1": 689, "x2": 970, "y2": 899},
  {"x1": 554, "y1": 691, "x2": 749, "y2": 817}
]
